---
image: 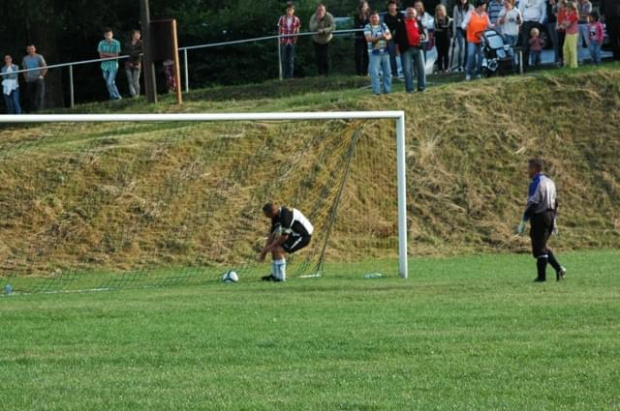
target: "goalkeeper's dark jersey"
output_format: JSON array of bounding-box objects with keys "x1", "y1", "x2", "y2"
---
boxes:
[{"x1": 271, "y1": 207, "x2": 314, "y2": 237}]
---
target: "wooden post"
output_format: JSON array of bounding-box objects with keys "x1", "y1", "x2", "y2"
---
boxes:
[
  {"x1": 140, "y1": 0, "x2": 158, "y2": 104},
  {"x1": 171, "y1": 19, "x2": 183, "y2": 105}
]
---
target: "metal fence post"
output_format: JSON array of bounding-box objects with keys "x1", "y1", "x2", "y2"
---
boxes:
[
  {"x1": 69, "y1": 64, "x2": 75, "y2": 108},
  {"x1": 183, "y1": 48, "x2": 189, "y2": 93},
  {"x1": 277, "y1": 34, "x2": 283, "y2": 81}
]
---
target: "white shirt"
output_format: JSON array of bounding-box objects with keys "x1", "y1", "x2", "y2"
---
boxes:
[
  {"x1": 2, "y1": 66, "x2": 18, "y2": 96},
  {"x1": 498, "y1": 8, "x2": 523, "y2": 36},
  {"x1": 519, "y1": 0, "x2": 546, "y2": 23}
]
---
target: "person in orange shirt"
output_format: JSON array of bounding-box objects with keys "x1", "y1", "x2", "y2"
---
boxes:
[{"x1": 461, "y1": 0, "x2": 491, "y2": 80}]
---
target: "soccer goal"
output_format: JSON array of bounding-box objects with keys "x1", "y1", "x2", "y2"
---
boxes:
[{"x1": 0, "y1": 111, "x2": 407, "y2": 294}]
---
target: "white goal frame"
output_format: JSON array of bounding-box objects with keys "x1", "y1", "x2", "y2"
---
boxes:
[{"x1": 0, "y1": 112, "x2": 409, "y2": 278}]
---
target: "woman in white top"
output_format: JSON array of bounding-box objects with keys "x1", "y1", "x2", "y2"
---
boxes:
[
  {"x1": 1, "y1": 54, "x2": 21, "y2": 114},
  {"x1": 414, "y1": 0, "x2": 435, "y2": 60},
  {"x1": 452, "y1": 0, "x2": 474, "y2": 72}
]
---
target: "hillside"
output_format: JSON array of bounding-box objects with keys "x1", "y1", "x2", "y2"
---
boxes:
[{"x1": 0, "y1": 66, "x2": 619, "y2": 275}]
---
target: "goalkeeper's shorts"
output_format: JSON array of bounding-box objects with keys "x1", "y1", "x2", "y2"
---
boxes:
[{"x1": 283, "y1": 235, "x2": 311, "y2": 253}]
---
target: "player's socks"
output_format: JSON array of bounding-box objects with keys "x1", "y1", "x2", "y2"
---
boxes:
[
  {"x1": 273, "y1": 258, "x2": 286, "y2": 282},
  {"x1": 547, "y1": 251, "x2": 562, "y2": 273},
  {"x1": 536, "y1": 255, "x2": 548, "y2": 281}
]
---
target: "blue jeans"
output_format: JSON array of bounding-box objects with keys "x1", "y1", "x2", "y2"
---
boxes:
[
  {"x1": 387, "y1": 40, "x2": 398, "y2": 76},
  {"x1": 504, "y1": 34, "x2": 519, "y2": 69},
  {"x1": 401, "y1": 47, "x2": 426, "y2": 92},
  {"x1": 280, "y1": 43, "x2": 295, "y2": 79},
  {"x1": 369, "y1": 53, "x2": 392, "y2": 94},
  {"x1": 453, "y1": 28, "x2": 466, "y2": 70},
  {"x1": 530, "y1": 50, "x2": 541, "y2": 66},
  {"x1": 466, "y1": 42, "x2": 483, "y2": 76},
  {"x1": 3, "y1": 88, "x2": 21, "y2": 114},
  {"x1": 589, "y1": 41, "x2": 602, "y2": 64},
  {"x1": 102, "y1": 68, "x2": 121, "y2": 100}
]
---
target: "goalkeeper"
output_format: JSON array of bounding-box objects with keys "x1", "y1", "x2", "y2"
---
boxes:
[
  {"x1": 258, "y1": 203, "x2": 314, "y2": 282},
  {"x1": 516, "y1": 159, "x2": 566, "y2": 282}
]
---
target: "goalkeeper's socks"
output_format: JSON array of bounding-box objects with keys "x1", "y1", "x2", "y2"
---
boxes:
[
  {"x1": 273, "y1": 259, "x2": 286, "y2": 282},
  {"x1": 547, "y1": 251, "x2": 562, "y2": 273}
]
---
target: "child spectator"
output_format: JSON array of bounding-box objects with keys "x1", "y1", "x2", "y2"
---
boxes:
[
  {"x1": 587, "y1": 11, "x2": 604, "y2": 64},
  {"x1": 561, "y1": 1, "x2": 579, "y2": 68},
  {"x1": 528, "y1": 27, "x2": 544, "y2": 66},
  {"x1": 163, "y1": 59, "x2": 176, "y2": 92},
  {"x1": 434, "y1": 4, "x2": 452, "y2": 73}
]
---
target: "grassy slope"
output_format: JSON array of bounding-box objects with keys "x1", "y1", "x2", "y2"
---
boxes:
[
  {"x1": 0, "y1": 66, "x2": 619, "y2": 275},
  {"x1": 0, "y1": 251, "x2": 619, "y2": 410}
]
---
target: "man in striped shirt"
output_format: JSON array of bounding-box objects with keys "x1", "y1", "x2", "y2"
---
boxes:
[
  {"x1": 278, "y1": 3, "x2": 301, "y2": 79},
  {"x1": 517, "y1": 159, "x2": 567, "y2": 282}
]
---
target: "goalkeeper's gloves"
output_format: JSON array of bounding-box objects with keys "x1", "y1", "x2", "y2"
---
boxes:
[
  {"x1": 552, "y1": 218, "x2": 559, "y2": 236},
  {"x1": 517, "y1": 219, "x2": 527, "y2": 236}
]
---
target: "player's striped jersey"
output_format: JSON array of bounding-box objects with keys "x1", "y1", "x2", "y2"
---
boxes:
[{"x1": 271, "y1": 207, "x2": 314, "y2": 237}]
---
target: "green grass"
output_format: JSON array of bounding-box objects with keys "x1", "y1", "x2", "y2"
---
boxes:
[{"x1": 1, "y1": 250, "x2": 619, "y2": 410}]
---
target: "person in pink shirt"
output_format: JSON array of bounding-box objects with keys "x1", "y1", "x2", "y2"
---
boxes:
[{"x1": 587, "y1": 11, "x2": 604, "y2": 64}]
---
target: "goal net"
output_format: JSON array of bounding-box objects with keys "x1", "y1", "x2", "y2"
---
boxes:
[{"x1": 0, "y1": 112, "x2": 407, "y2": 294}]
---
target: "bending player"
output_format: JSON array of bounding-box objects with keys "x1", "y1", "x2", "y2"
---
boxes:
[{"x1": 258, "y1": 203, "x2": 314, "y2": 282}]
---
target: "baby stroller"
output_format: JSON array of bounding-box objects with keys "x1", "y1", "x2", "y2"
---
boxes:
[{"x1": 480, "y1": 29, "x2": 514, "y2": 77}]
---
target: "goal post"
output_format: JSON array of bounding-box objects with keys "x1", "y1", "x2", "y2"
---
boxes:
[{"x1": 0, "y1": 111, "x2": 408, "y2": 279}]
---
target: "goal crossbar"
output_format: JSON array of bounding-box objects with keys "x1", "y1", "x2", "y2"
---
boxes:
[{"x1": 0, "y1": 111, "x2": 409, "y2": 278}]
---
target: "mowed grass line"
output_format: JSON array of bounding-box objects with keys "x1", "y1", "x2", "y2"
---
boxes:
[{"x1": 0, "y1": 250, "x2": 619, "y2": 411}]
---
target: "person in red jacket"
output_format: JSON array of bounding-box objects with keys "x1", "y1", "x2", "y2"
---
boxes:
[{"x1": 394, "y1": 7, "x2": 428, "y2": 92}]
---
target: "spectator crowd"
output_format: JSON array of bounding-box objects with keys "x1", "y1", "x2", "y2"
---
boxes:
[{"x1": 1, "y1": 0, "x2": 616, "y2": 111}]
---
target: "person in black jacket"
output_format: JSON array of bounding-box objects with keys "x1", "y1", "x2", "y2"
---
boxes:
[
  {"x1": 383, "y1": 0, "x2": 404, "y2": 77},
  {"x1": 394, "y1": 7, "x2": 428, "y2": 92},
  {"x1": 354, "y1": 1, "x2": 370, "y2": 75}
]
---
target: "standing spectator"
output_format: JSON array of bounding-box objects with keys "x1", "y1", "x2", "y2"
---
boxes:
[
  {"x1": 415, "y1": 0, "x2": 435, "y2": 61},
  {"x1": 1, "y1": 55, "x2": 21, "y2": 114},
  {"x1": 587, "y1": 11, "x2": 604, "y2": 64},
  {"x1": 556, "y1": 0, "x2": 567, "y2": 66},
  {"x1": 278, "y1": 2, "x2": 301, "y2": 79},
  {"x1": 395, "y1": 7, "x2": 427, "y2": 92},
  {"x1": 487, "y1": 0, "x2": 504, "y2": 25},
  {"x1": 124, "y1": 30, "x2": 142, "y2": 98},
  {"x1": 561, "y1": 1, "x2": 579, "y2": 68},
  {"x1": 498, "y1": 0, "x2": 523, "y2": 68},
  {"x1": 452, "y1": 0, "x2": 474, "y2": 72},
  {"x1": 383, "y1": 0, "x2": 404, "y2": 77},
  {"x1": 365, "y1": 10, "x2": 393, "y2": 94},
  {"x1": 547, "y1": 0, "x2": 560, "y2": 64},
  {"x1": 309, "y1": 3, "x2": 336, "y2": 76},
  {"x1": 434, "y1": 5, "x2": 452, "y2": 73},
  {"x1": 97, "y1": 27, "x2": 122, "y2": 101},
  {"x1": 462, "y1": 0, "x2": 491, "y2": 80},
  {"x1": 529, "y1": 27, "x2": 544, "y2": 65},
  {"x1": 519, "y1": 0, "x2": 546, "y2": 70},
  {"x1": 577, "y1": 0, "x2": 592, "y2": 62},
  {"x1": 354, "y1": 1, "x2": 370, "y2": 76},
  {"x1": 21, "y1": 44, "x2": 47, "y2": 112}
]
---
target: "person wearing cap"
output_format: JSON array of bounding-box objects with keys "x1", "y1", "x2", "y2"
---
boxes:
[
  {"x1": 258, "y1": 203, "x2": 314, "y2": 282},
  {"x1": 462, "y1": 0, "x2": 491, "y2": 80},
  {"x1": 516, "y1": 159, "x2": 567, "y2": 282}
]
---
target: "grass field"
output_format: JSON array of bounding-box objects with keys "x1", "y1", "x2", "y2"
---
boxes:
[{"x1": 1, "y1": 250, "x2": 619, "y2": 411}]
